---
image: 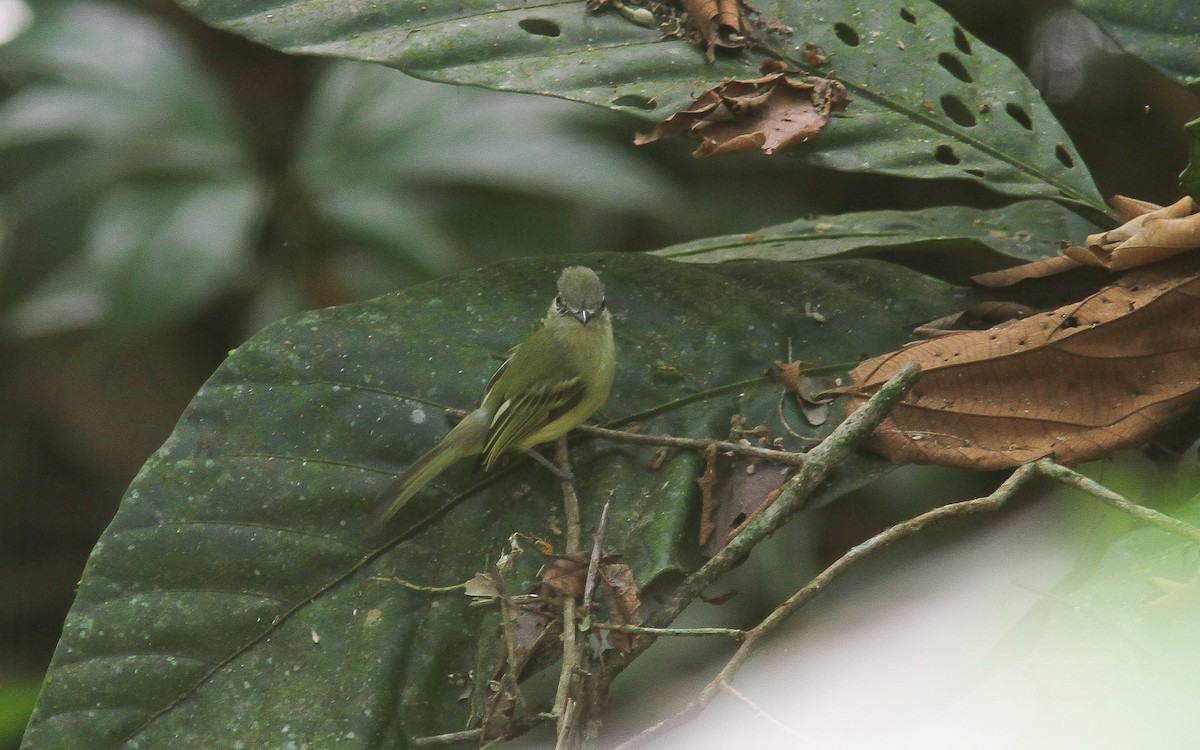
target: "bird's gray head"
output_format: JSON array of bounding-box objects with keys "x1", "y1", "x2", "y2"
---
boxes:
[{"x1": 555, "y1": 266, "x2": 607, "y2": 325}]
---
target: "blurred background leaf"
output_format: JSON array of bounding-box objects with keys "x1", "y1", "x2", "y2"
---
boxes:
[{"x1": 1071, "y1": 0, "x2": 1200, "y2": 88}]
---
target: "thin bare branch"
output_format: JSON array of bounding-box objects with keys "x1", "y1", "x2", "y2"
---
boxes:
[
  {"x1": 591, "y1": 623, "x2": 745, "y2": 639},
  {"x1": 613, "y1": 461, "x2": 1038, "y2": 750},
  {"x1": 1034, "y1": 459, "x2": 1200, "y2": 543},
  {"x1": 554, "y1": 436, "x2": 585, "y2": 750},
  {"x1": 413, "y1": 728, "x2": 482, "y2": 747}
]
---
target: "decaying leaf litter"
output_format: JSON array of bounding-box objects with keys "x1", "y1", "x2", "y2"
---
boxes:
[
  {"x1": 588, "y1": 0, "x2": 849, "y2": 156},
  {"x1": 634, "y1": 60, "x2": 850, "y2": 157},
  {"x1": 837, "y1": 196, "x2": 1200, "y2": 470},
  {"x1": 588, "y1": 0, "x2": 788, "y2": 60}
]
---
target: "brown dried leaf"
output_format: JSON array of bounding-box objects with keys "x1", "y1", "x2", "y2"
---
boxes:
[
  {"x1": 773, "y1": 359, "x2": 835, "y2": 426},
  {"x1": 634, "y1": 62, "x2": 850, "y2": 157},
  {"x1": 540, "y1": 552, "x2": 589, "y2": 599},
  {"x1": 464, "y1": 572, "x2": 500, "y2": 599},
  {"x1": 481, "y1": 594, "x2": 559, "y2": 740},
  {"x1": 1063, "y1": 196, "x2": 1200, "y2": 271},
  {"x1": 698, "y1": 444, "x2": 795, "y2": 555},
  {"x1": 676, "y1": 0, "x2": 746, "y2": 59},
  {"x1": 839, "y1": 253, "x2": 1200, "y2": 469},
  {"x1": 967, "y1": 257, "x2": 1113, "y2": 322},
  {"x1": 600, "y1": 562, "x2": 643, "y2": 651},
  {"x1": 971, "y1": 255, "x2": 1084, "y2": 288}
]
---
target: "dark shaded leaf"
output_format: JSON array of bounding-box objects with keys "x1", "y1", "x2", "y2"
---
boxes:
[
  {"x1": 1073, "y1": 0, "x2": 1200, "y2": 87},
  {"x1": 174, "y1": 0, "x2": 1107, "y2": 210},
  {"x1": 24, "y1": 254, "x2": 960, "y2": 747},
  {"x1": 653, "y1": 201, "x2": 1105, "y2": 285}
]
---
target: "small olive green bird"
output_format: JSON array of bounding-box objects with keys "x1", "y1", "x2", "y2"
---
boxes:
[{"x1": 367, "y1": 266, "x2": 616, "y2": 533}]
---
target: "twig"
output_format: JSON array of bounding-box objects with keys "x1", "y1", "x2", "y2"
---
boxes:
[
  {"x1": 594, "y1": 361, "x2": 922, "y2": 732},
  {"x1": 442, "y1": 407, "x2": 808, "y2": 466},
  {"x1": 1034, "y1": 459, "x2": 1200, "y2": 543},
  {"x1": 653, "y1": 361, "x2": 921, "y2": 629},
  {"x1": 413, "y1": 728, "x2": 482, "y2": 747},
  {"x1": 591, "y1": 623, "x2": 746, "y2": 639},
  {"x1": 718, "y1": 681, "x2": 805, "y2": 741},
  {"x1": 554, "y1": 436, "x2": 585, "y2": 750},
  {"x1": 583, "y1": 493, "x2": 615, "y2": 609},
  {"x1": 367, "y1": 575, "x2": 466, "y2": 593},
  {"x1": 577, "y1": 424, "x2": 808, "y2": 466},
  {"x1": 491, "y1": 567, "x2": 528, "y2": 717},
  {"x1": 581, "y1": 493, "x2": 615, "y2": 747}
]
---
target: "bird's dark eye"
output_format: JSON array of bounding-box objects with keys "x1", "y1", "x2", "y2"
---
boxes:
[
  {"x1": 599, "y1": 297, "x2": 607, "y2": 311},
  {"x1": 555, "y1": 294, "x2": 565, "y2": 308}
]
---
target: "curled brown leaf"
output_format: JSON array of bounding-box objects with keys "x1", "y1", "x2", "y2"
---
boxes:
[
  {"x1": 634, "y1": 61, "x2": 850, "y2": 157},
  {"x1": 1063, "y1": 195, "x2": 1200, "y2": 271},
  {"x1": 838, "y1": 252, "x2": 1200, "y2": 469}
]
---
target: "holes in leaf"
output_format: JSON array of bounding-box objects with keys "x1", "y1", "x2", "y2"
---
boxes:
[
  {"x1": 1005, "y1": 103, "x2": 1033, "y2": 130},
  {"x1": 900, "y1": 8, "x2": 917, "y2": 24},
  {"x1": 612, "y1": 94, "x2": 656, "y2": 111},
  {"x1": 834, "y1": 22, "x2": 860, "y2": 46},
  {"x1": 1055, "y1": 145, "x2": 1075, "y2": 168},
  {"x1": 940, "y1": 94, "x2": 976, "y2": 127},
  {"x1": 965, "y1": 168, "x2": 986, "y2": 177},
  {"x1": 953, "y1": 25, "x2": 972, "y2": 54},
  {"x1": 937, "y1": 52, "x2": 973, "y2": 83},
  {"x1": 518, "y1": 17, "x2": 560, "y2": 37},
  {"x1": 934, "y1": 145, "x2": 960, "y2": 165}
]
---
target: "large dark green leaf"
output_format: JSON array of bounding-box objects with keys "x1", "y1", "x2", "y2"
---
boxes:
[
  {"x1": 23, "y1": 254, "x2": 959, "y2": 748},
  {"x1": 175, "y1": 0, "x2": 1107, "y2": 211},
  {"x1": 653, "y1": 200, "x2": 1105, "y2": 284}
]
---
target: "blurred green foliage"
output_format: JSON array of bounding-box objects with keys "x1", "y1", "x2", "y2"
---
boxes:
[
  {"x1": 0, "y1": 0, "x2": 689, "y2": 337},
  {"x1": 0, "y1": 681, "x2": 38, "y2": 749}
]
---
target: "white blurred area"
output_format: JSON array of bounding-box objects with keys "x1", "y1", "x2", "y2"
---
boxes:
[
  {"x1": 1027, "y1": 7, "x2": 1121, "y2": 104},
  {"x1": 0, "y1": 0, "x2": 31, "y2": 45},
  {"x1": 523, "y1": 477, "x2": 1200, "y2": 750}
]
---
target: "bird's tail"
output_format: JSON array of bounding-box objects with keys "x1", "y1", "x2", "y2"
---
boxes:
[{"x1": 366, "y1": 411, "x2": 487, "y2": 534}]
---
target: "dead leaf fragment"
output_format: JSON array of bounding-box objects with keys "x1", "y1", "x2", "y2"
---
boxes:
[
  {"x1": 540, "y1": 553, "x2": 590, "y2": 600},
  {"x1": 773, "y1": 359, "x2": 835, "y2": 426},
  {"x1": 635, "y1": 61, "x2": 850, "y2": 157},
  {"x1": 1062, "y1": 195, "x2": 1200, "y2": 271},
  {"x1": 838, "y1": 252, "x2": 1200, "y2": 469},
  {"x1": 675, "y1": 0, "x2": 746, "y2": 57},
  {"x1": 599, "y1": 562, "x2": 644, "y2": 651},
  {"x1": 699, "y1": 443, "x2": 796, "y2": 555},
  {"x1": 464, "y1": 572, "x2": 501, "y2": 599}
]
